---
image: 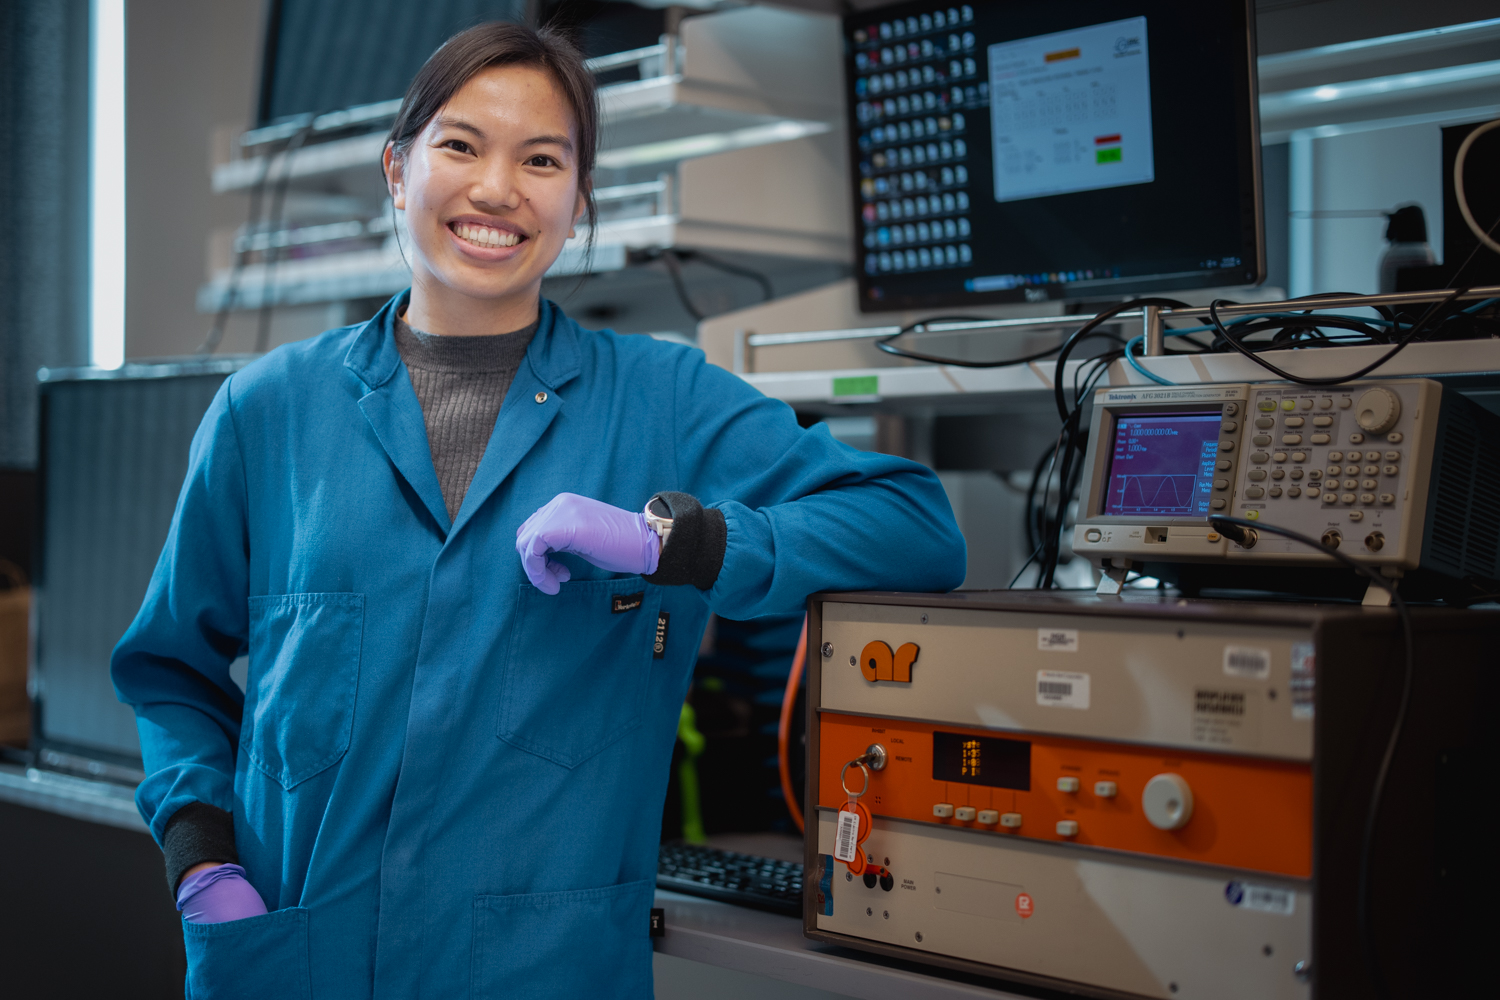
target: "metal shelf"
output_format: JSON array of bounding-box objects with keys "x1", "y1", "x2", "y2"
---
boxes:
[
  {"x1": 735, "y1": 288, "x2": 1500, "y2": 414},
  {"x1": 200, "y1": 6, "x2": 848, "y2": 314}
]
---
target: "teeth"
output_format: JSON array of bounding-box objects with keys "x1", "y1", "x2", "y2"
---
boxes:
[{"x1": 454, "y1": 223, "x2": 521, "y2": 248}]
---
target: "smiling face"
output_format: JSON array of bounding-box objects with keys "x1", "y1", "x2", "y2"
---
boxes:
[{"x1": 384, "y1": 63, "x2": 587, "y2": 328}]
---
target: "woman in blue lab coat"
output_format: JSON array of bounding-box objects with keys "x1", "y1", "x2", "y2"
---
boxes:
[{"x1": 112, "y1": 22, "x2": 965, "y2": 1000}]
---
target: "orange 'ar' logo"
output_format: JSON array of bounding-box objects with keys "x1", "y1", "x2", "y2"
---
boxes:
[{"x1": 859, "y1": 640, "x2": 919, "y2": 683}]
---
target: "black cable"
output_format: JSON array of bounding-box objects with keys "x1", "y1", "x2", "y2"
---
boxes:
[
  {"x1": 658, "y1": 250, "x2": 705, "y2": 322},
  {"x1": 256, "y1": 118, "x2": 319, "y2": 353},
  {"x1": 199, "y1": 130, "x2": 290, "y2": 355},
  {"x1": 874, "y1": 316, "x2": 1071, "y2": 367},
  {"x1": 1052, "y1": 299, "x2": 1192, "y2": 423},
  {"x1": 1206, "y1": 287, "x2": 1467, "y2": 387},
  {"x1": 1039, "y1": 355, "x2": 1118, "y2": 588},
  {"x1": 678, "y1": 249, "x2": 774, "y2": 302},
  {"x1": 1023, "y1": 441, "x2": 1058, "y2": 555},
  {"x1": 1209, "y1": 515, "x2": 1410, "y2": 1000},
  {"x1": 1006, "y1": 543, "x2": 1043, "y2": 589}
]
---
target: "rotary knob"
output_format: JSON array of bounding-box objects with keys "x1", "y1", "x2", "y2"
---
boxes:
[
  {"x1": 1142, "y1": 773, "x2": 1194, "y2": 830},
  {"x1": 1355, "y1": 388, "x2": 1401, "y2": 435}
]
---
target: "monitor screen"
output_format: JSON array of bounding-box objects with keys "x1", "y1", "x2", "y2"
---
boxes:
[
  {"x1": 844, "y1": 1, "x2": 1262, "y2": 312},
  {"x1": 1100, "y1": 410, "x2": 1223, "y2": 517}
]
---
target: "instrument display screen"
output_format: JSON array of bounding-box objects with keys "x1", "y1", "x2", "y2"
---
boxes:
[
  {"x1": 1100, "y1": 410, "x2": 1223, "y2": 517},
  {"x1": 932, "y1": 731, "x2": 1030, "y2": 789}
]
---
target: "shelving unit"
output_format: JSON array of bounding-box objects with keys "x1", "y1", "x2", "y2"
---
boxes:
[{"x1": 199, "y1": 6, "x2": 850, "y2": 317}]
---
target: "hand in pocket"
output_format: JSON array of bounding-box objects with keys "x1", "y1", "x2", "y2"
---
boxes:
[{"x1": 177, "y1": 864, "x2": 268, "y2": 924}]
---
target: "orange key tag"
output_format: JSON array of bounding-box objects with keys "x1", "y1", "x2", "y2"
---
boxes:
[
  {"x1": 834, "y1": 798, "x2": 861, "y2": 864},
  {"x1": 836, "y1": 757, "x2": 873, "y2": 873}
]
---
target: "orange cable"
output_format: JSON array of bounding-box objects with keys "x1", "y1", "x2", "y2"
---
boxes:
[{"x1": 777, "y1": 615, "x2": 808, "y2": 833}]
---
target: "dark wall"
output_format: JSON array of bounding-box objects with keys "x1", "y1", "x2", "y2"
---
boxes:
[
  {"x1": 0, "y1": 801, "x2": 185, "y2": 998},
  {"x1": 0, "y1": 469, "x2": 36, "y2": 581},
  {"x1": 0, "y1": 0, "x2": 92, "y2": 468}
]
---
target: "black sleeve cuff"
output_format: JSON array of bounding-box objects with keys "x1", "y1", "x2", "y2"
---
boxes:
[
  {"x1": 163, "y1": 801, "x2": 238, "y2": 893},
  {"x1": 642, "y1": 491, "x2": 726, "y2": 591}
]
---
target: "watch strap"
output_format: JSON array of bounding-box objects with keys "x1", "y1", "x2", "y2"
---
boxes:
[{"x1": 641, "y1": 491, "x2": 726, "y2": 591}]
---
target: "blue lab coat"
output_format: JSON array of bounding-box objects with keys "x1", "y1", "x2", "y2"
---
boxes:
[{"x1": 112, "y1": 292, "x2": 966, "y2": 999}]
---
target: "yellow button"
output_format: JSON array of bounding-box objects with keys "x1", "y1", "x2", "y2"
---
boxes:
[
  {"x1": 1258, "y1": 399, "x2": 1277, "y2": 412},
  {"x1": 1057, "y1": 776, "x2": 1080, "y2": 793},
  {"x1": 1246, "y1": 510, "x2": 1260, "y2": 519},
  {"x1": 1206, "y1": 532, "x2": 1221, "y2": 542},
  {"x1": 1281, "y1": 400, "x2": 1297, "y2": 411}
]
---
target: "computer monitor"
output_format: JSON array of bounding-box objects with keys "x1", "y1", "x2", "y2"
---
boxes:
[{"x1": 844, "y1": 1, "x2": 1263, "y2": 312}]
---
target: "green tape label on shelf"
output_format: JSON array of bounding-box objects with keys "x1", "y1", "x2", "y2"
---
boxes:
[{"x1": 833, "y1": 375, "x2": 878, "y2": 397}]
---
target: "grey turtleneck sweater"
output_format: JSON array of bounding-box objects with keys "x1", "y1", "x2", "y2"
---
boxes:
[{"x1": 394, "y1": 313, "x2": 539, "y2": 519}]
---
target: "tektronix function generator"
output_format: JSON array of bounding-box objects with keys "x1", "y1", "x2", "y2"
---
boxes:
[
  {"x1": 1071, "y1": 378, "x2": 1500, "y2": 599},
  {"x1": 803, "y1": 591, "x2": 1493, "y2": 999}
]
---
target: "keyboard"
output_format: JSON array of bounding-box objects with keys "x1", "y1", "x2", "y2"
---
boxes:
[{"x1": 656, "y1": 842, "x2": 804, "y2": 916}]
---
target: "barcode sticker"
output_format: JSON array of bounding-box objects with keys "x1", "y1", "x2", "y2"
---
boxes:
[
  {"x1": 1036, "y1": 670, "x2": 1090, "y2": 709},
  {"x1": 1223, "y1": 646, "x2": 1271, "y2": 680},
  {"x1": 1225, "y1": 880, "x2": 1296, "y2": 916},
  {"x1": 1290, "y1": 642, "x2": 1315, "y2": 720},
  {"x1": 834, "y1": 809, "x2": 860, "y2": 863},
  {"x1": 1038, "y1": 628, "x2": 1079, "y2": 652}
]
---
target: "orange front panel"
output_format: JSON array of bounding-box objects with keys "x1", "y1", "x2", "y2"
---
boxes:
[{"x1": 820, "y1": 713, "x2": 1312, "y2": 878}]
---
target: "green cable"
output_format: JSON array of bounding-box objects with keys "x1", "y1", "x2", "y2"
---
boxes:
[{"x1": 677, "y1": 702, "x2": 707, "y2": 844}]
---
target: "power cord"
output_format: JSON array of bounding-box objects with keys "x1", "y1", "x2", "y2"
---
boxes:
[
  {"x1": 256, "y1": 117, "x2": 320, "y2": 353},
  {"x1": 1454, "y1": 118, "x2": 1500, "y2": 256},
  {"x1": 1206, "y1": 287, "x2": 1468, "y2": 387},
  {"x1": 875, "y1": 316, "x2": 1070, "y2": 367},
  {"x1": 1209, "y1": 515, "x2": 1410, "y2": 1000}
]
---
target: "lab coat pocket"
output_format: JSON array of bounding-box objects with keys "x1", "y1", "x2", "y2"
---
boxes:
[
  {"x1": 471, "y1": 879, "x2": 654, "y2": 1000},
  {"x1": 500, "y1": 579, "x2": 660, "y2": 768},
  {"x1": 244, "y1": 592, "x2": 364, "y2": 789},
  {"x1": 183, "y1": 906, "x2": 311, "y2": 1000}
]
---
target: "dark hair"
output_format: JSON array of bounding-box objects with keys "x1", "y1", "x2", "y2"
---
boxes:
[{"x1": 385, "y1": 22, "x2": 598, "y2": 241}]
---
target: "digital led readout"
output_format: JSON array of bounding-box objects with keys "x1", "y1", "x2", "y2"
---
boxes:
[
  {"x1": 932, "y1": 731, "x2": 1031, "y2": 789},
  {"x1": 1100, "y1": 410, "x2": 1222, "y2": 517}
]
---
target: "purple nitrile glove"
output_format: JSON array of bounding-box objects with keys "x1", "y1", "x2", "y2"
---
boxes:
[
  {"x1": 176, "y1": 863, "x2": 269, "y2": 924},
  {"x1": 516, "y1": 492, "x2": 661, "y2": 595}
]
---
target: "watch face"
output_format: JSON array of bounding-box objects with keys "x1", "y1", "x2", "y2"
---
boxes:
[{"x1": 648, "y1": 497, "x2": 672, "y2": 520}]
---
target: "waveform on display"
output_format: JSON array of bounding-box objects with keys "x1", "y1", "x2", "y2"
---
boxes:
[{"x1": 1112, "y1": 474, "x2": 1197, "y2": 511}]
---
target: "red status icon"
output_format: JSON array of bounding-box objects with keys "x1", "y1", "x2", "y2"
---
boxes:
[{"x1": 1015, "y1": 892, "x2": 1034, "y2": 919}]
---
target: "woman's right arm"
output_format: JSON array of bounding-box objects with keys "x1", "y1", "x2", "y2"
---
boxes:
[{"x1": 111, "y1": 378, "x2": 252, "y2": 892}]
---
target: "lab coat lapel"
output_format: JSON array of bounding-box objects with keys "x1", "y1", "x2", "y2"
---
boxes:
[
  {"x1": 345, "y1": 293, "x2": 453, "y2": 535},
  {"x1": 449, "y1": 300, "x2": 581, "y2": 537}
]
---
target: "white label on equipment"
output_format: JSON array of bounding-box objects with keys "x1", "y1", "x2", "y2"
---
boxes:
[
  {"x1": 1037, "y1": 670, "x2": 1090, "y2": 709},
  {"x1": 1223, "y1": 646, "x2": 1271, "y2": 680},
  {"x1": 1225, "y1": 880, "x2": 1296, "y2": 916},
  {"x1": 1038, "y1": 628, "x2": 1079, "y2": 652},
  {"x1": 834, "y1": 810, "x2": 860, "y2": 863},
  {"x1": 1290, "y1": 642, "x2": 1315, "y2": 720}
]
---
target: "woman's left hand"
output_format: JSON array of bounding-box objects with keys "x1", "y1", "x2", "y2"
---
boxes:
[{"x1": 516, "y1": 493, "x2": 661, "y2": 594}]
